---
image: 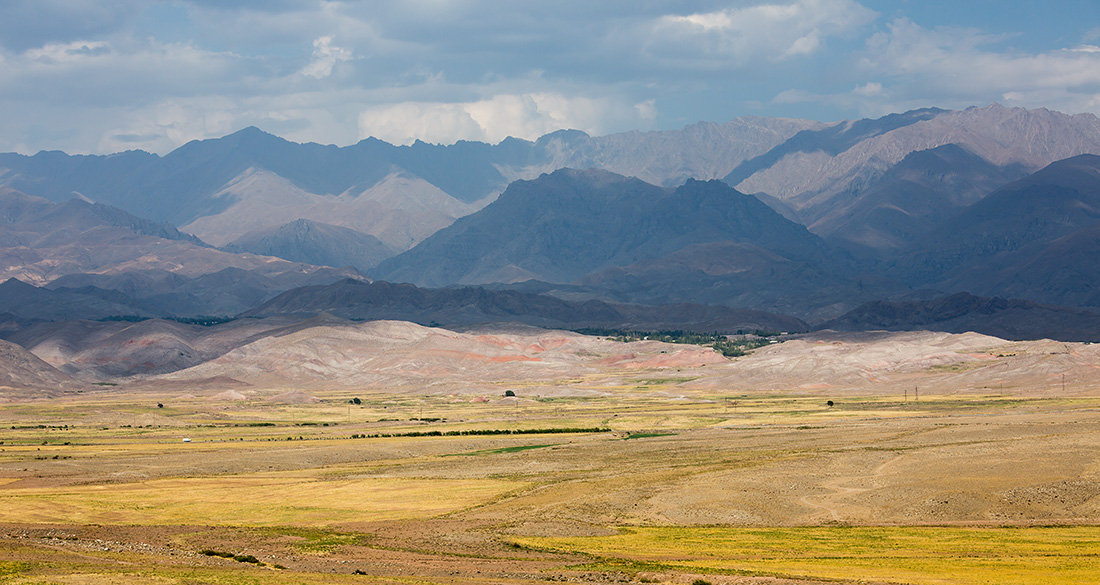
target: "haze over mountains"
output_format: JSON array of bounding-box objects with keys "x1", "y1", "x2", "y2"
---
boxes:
[{"x1": 4, "y1": 103, "x2": 1100, "y2": 364}]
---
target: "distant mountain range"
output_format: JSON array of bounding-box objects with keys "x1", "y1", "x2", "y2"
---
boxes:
[
  {"x1": 223, "y1": 219, "x2": 398, "y2": 272},
  {"x1": 4, "y1": 104, "x2": 1100, "y2": 350},
  {"x1": 243, "y1": 277, "x2": 807, "y2": 332},
  {"x1": 898, "y1": 154, "x2": 1100, "y2": 296},
  {"x1": 0, "y1": 187, "x2": 360, "y2": 294},
  {"x1": 821, "y1": 293, "x2": 1100, "y2": 342},
  {"x1": 0, "y1": 116, "x2": 819, "y2": 251}
]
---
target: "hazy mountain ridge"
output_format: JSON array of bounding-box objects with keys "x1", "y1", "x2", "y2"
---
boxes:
[
  {"x1": 725, "y1": 107, "x2": 946, "y2": 186},
  {"x1": 0, "y1": 188, "x2": 204, "y2": 248},
  {"x1": 821, "y1": 292, "x2": 1100, "y2": 342},
  {"x1": 733, "y1": 105, "x2": 1100, "y2": 225},
  {"x1": 515, "y1": 117, "x2": 828, "y2": 187},
  {"x1": 933, "y1": 213, "x2": 1100, "y2": 308},
  {"x1": 895, "y1": 154, "x2": 1100, "y2": 286},
  {"x1": 43, "y1": 266, "x2": 365, "y2": 318},
  {"x1": 224, "y1": 219, "x2": 398, "y2": 272},
  {"x1": 0, "y1": 117, "x2": 818, "y2": 243},
  {"x1": 242, "y1": 277, "x2": 808, "y2": 333},
  {"x1": 811, "y1": 144, "x2": 1028, "y2": 255},
  {"x1": 0, "y1": 277, "x2": 156, "y2": 328},
  {"x1": 373, "y1": 169, "x2": 846, "y2": 291},
  {"x1": 179, "y1": 168, "x2": 485, "y2": 250},
  {"x1": 5, "y1": 105, "x2": 1100, "y2": 338},
  {"x1": 572, "y1": 241, "x2": 903, "y2": 321}
]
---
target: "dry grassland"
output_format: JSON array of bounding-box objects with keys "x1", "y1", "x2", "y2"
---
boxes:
[{"x1": 2, "y1": 330, "x2": 1100, "y2": 584}]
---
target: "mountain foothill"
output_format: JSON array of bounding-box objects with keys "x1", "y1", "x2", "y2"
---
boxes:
[{"x1": 6, "y1": 103, "x2": 1100, "y2": 388}]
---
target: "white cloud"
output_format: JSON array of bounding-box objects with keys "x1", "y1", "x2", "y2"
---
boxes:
[
  {"x1": 24, "y1": 40, "x2": 109, "y2": 63},
  {"x1": 854, "y1": 18, "x2": 1100, "y2": 114},
  {"x1": 9, "y1": 0, "x2": 1098, "y2": 157},
  {"x1": 650, "y1": 0, "x2": 876, "y2": 66},
  {"x1": 634, "y1": 99, "x2": 657, "y2": 121},
  {"x1": 852, "y1": 82, "x2": 883, "y2": 97},
  {"x1": 299, "y1": 36, "x2": 353, "y2": 79},
  {"x1": 0, "y1": 38, "x2": 250, "y2": 107},
  {"x1": 358, "y1": 102, "x2": 483, "y2": 145},
  {"x1": 95, "y1": 97, "x2": 239, "y2": 154},
  {"x1": 358, "y1": 93, "x2": 657, "y2": 145},
  {"x1": 772, "y1": 89, "x2": 814, "y2": 104},
  {"x1": 0, "y1": 35, "x2": 370, "y2": 154}
]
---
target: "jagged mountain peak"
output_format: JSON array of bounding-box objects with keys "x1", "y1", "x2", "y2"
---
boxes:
[{"x1": 535, "y1": 129, "x2": 591, "y2": 147}]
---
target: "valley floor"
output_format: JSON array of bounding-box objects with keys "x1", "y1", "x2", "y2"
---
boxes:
[{"x1": 2, "y1": 329, "x2": 1100, "y2": 584}]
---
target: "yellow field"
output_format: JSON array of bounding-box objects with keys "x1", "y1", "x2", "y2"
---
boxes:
[
  {"x1": 0, "y1": 473, "x2": 520, "y2": 526},
  {"x1": 3, "y1": 377, "x2": 1100, "y2": 585},
  {"x1": 518, "y1": 525, "x2": 1100, "y2": 585}
]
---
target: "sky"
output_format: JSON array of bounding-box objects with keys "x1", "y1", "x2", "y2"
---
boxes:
[{"x1": 1, "y1": 0, "x2": 1099, "y2": 155}]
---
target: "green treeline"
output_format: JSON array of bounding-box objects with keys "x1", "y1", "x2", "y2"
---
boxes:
[
  {"x1": 573, "y1": 328, "x2": 781, "y2": 357},
  {"x1": 351, "y1": 427, "x2": 609, "y2": 439}
]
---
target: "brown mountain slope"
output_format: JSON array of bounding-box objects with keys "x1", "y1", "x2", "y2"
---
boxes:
[
  {"x1": 939, "y1": 222, "x2": 1100, "y2": 308},
  {"x1": 0, "y1": 338, "x2": 77, "y2": 398},
  {"x1": 0, "y1": 187, "x2": 360, "y2": 288},
  {"x1": 4, "y1": 316, "x2": 328, "y2": 380}
]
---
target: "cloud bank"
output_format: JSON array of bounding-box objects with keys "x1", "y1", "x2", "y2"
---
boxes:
[{"x1": 0, "y1": 1, "x2": 1096, "y2": 154}]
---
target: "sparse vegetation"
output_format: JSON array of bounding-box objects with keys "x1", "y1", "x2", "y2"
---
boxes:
[
  {"x1": 368, "y1": 426, "x2": 608, "y2": 438},
  {"x1": 263, "y1": 527, "x2": 367, "y2": 554},
  {"x1": 623, "y1": 432, "x2": 675, "y2": 440},
  {"x1": 3, "y1": 334, "x2": 1100, "y2": 585},
  {"x1": 448, "y1": 444, "x2": 555, "y2": 456}
]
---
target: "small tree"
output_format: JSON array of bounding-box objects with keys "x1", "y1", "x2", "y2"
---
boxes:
[{"x1": 504, "y1": 390, "x2": 516, "y2": 397}]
